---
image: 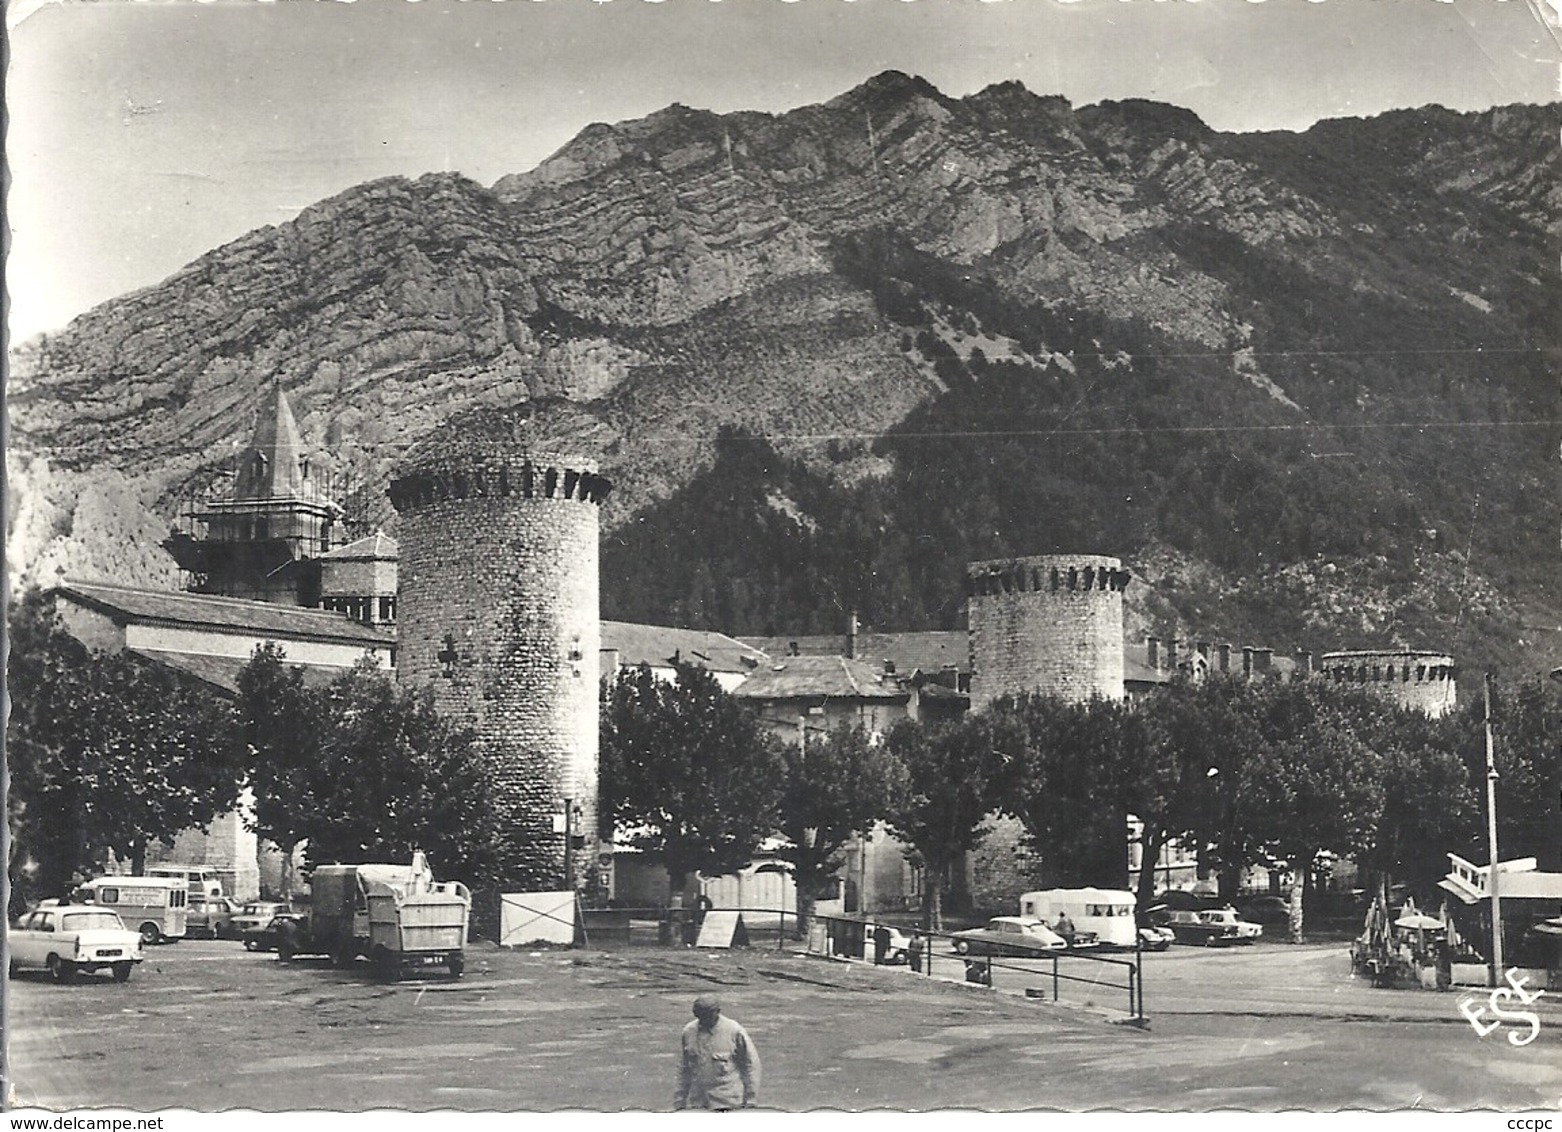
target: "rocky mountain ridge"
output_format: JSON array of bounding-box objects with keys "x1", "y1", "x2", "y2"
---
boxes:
[{"x1": 9, "y1": 72, "x2": 1559, "y2": 675}]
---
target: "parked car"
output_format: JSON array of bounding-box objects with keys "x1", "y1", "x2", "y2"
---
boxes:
[
  {"x1": 866, "y1": 924, "x2": 911, "y2": 965},
  {"x1": 1235, "y1": 895, "x2": 1292, "y2": 927},
  {"x1": 8, "y1": 905, "x2": 144, "y2": 983},
  {"x1": 233, "y1": 902, "x2": 293, "y2": 949},
  {"x1": 1135, "y1": 909, "x2": 1175, "y2": 951},
  {"x1": 187, "y1": 895, "x2": 240, "y2": 939},
  {"x1": 1198, "y1": 907, "x2": 1262, "y2": 942},
  {"x1": 1158, "y1": 909, "x2": 1242, "y2": 947},
  {"x1": 1156, "y1": 889, "x2": 1223, "y2": 913},
  {"x1": 949, "y1": 917, "x2": 1066, "y2": 957},
  {"x1": 1137, "y1": 924, "x2": 1175, "y2": 951},
  {"x1": 257, "y1": 912, "x2": 310, "y2": 957}
]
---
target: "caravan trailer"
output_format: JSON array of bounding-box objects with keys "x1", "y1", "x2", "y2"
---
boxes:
[{"x1": 1019, "y1": 888, "x2": 1139, "y2": 949}]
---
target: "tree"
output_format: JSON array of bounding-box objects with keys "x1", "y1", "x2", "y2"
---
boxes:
[
  {"x1": 599, "y1": 661, "x2": 786, "y2": 897},
  {"x1": 1242, "y1": 679, "x2": 1387, "y2": 941},
  {"x1": 1450, "y1": 677, "x2": 1562, "y2": 873},
  {"x1": 310, "y1": 666, "x2": 503, "y2": 880},
  {"x1": 1357, "y1": 704, "x2": 1478, "y2": 904},
  {"x1": 774, "y1": 723, "x2": 909, "y2": 937},
  {"x1": 233, "y1": 643, "x2": 320, "y2": 897},
  {"x1": 994, "y1": 693, "x2": 1137, "y2": 889},
  {"x1": 1134, "y1": 677, "x2": 1267, "y2": 907},
  {"x1": 7, "y1": 589, "x2": 243, "y2": 913},
  {"x1": 883, "y1": 714, "x2": 1011, "y2": 930},
  {"x1": 236, "y1": 649, "x2": 502, "y2": 886}
]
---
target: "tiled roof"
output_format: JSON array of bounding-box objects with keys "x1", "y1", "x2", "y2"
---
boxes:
[
  {"x1": 602, "y1": 621, "x2": 768, "y2": 675},
  {"x1": 1124, "y1": 654, "x2": 1169, "y2": 687},
  {"x1": 127, "y1": 649, "x2": 350, "y2": 696},
  {"x1": 318, "y1": 530, "x2": 399, "y2": 560},
  {"x1": 732, "y1": 655, "x2": 908, "y2": 702},
  {"x1": 54, "y1": 580, "x2": 393, "y2": 647},
  {"x1": 739, "y1": 631, "x2": 969, "y2": 676}
]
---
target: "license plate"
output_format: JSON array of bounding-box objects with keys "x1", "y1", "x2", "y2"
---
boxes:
[{"x1": 98, "y1": 950, "x2": 123, "y2": 958}]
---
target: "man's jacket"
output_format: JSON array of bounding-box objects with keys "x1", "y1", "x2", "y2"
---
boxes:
[{"x1": 676, "y1": 1015, "x2": 761, "y2": 1109}]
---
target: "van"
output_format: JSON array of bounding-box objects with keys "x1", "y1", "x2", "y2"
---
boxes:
[
  {"x1": 1018, "y1": 887, "x2": 1139, "y2": 949},
  {"x1": 77, "y1": 876, "x2": 189, "y2": 944},
  {"x1": 146, "y1": 864, "x2": 225, "y2": 898}
]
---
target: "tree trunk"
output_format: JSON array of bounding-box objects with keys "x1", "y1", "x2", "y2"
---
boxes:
[
  {"x1": 923, "y1": 857, "x2": 949, "y2": 933},
  {"x1": 130, "y1": 839, "x2": 147, "y2": 876},
  {"x1": 668, "y1": 870, "x2": 689, "y2": 907},
  {"x1": 278, "y1": 840, "x2": 298, "y2": 900},
  {"x1": 1135, "y1": 828, "x2": 1167, "y2": 910},
  {"x1": 1287, "y1": 858, "x2": 1308, "y2": 943},
  {"x1": 795, "y1": 886, "x2": 818, "y2": 942}
]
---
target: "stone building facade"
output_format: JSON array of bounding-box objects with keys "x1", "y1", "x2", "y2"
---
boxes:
[{"x1": 388, "y1": 407, "x2": 612, "y2": 911}]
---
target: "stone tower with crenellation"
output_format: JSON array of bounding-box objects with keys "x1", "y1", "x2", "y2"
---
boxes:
[
  {"x1": 1319, "y1": 650, "x2": 1458, "y2": 717},
  {"x1": 967, "y1": 553, "x2": 1131, "y2": 709},
  {"x1": 388, "y1": 405, "x2": 612, "y2": 923},
  {"x1": 963, "y1": 553, "x2": 1132, "y2": 904}
]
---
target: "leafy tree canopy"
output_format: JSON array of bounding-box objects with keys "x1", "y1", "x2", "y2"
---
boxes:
[
  {"x1": 599, "y1": 661, "x2": 786, "y2": 891},
  {"x1": 774, "y1": 723, "x2": 909, "y2": 931},
  {"x1": 883, "y1": 713, "x2": 1010, "y2": 929},
  {"x1": 234, "y1": 646, "x2": 501, "y2": 884},
  {"x1": 7, "y1": 588, "x2": 243, "y2": 911}
]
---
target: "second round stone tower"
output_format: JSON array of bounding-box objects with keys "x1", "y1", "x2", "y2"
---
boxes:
[{"x1": 389, "y1": 405, "x2": 612, "y2": 896}]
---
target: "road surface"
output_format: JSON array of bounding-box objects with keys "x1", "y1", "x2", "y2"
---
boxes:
[{"x1": 6, "y1": 937, "x2": 1558, "y2": 1111}]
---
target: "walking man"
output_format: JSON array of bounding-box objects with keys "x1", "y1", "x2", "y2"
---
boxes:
[{"x1": 675, "y1": 994, "x2": 761, "y2": 1110}]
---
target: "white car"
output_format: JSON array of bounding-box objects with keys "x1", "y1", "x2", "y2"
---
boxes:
[
  {"x1": 232, "y1": 901, "x2": 292, "y2": 948},
  {"x1": 1196, "y1": 907, "x2": 1262, "y2": 942},
  {"x1": 8, "y1": 905, "x2": 145, "y2": 983},
  {"x1": 865, "y1": 924, "x2": 912, "y2": 964}
]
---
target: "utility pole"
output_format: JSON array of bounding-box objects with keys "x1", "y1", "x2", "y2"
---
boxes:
[
  {"x1": 1483, "y1": 674, "x2": 1503, "y2": 987},
  {"x1": 564, "y1": 796, "x2": 575, "y2": 894}
]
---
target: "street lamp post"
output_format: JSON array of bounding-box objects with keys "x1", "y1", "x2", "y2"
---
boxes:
[{"x1": 1483, "y1": 674, "x2": 1502, "y2": 988}]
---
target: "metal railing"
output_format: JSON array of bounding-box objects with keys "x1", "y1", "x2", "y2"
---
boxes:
[{"x1": 814, "y1": 916, "x2": 1147, "y2": 1025}]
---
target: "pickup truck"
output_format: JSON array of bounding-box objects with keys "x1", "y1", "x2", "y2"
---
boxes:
[{"x1": 8, "y1": 905, "x2": 145, "y2": 983}]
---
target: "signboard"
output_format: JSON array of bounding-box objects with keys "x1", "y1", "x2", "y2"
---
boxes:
[
  {"x1": 499, "y1": 890, "x2": 576, "y2": 947},
  {"x1": 694, "y1": 911, "x2": 748, "y2": 949},
  {"x1": 97, "y1": 886, "x2": 165, "y2": 906}
]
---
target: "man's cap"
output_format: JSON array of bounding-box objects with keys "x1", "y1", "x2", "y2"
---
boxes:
[{"x1": 692, "y1": 994, "x2": 722, "y2": 1014}]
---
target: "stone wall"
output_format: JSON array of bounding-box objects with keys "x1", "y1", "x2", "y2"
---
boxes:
[
  {"x1": 964, "y1": 816, "x2": 1047, "y2": 916},
  {"x1": 123, "y1": 623, "x2": 392, "y2": 669},
  {"x1": 318, "y1": 557, "x2": 397, "y2": 600}
]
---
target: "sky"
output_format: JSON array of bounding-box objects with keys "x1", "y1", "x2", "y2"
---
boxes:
[{"x1": 7, "y1": 0, "x2": 1561, "y2": 344}]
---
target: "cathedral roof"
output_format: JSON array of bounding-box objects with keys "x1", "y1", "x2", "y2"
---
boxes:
[{"x1": 233, "y1": 384, "x2": 309, "y2": 501}]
